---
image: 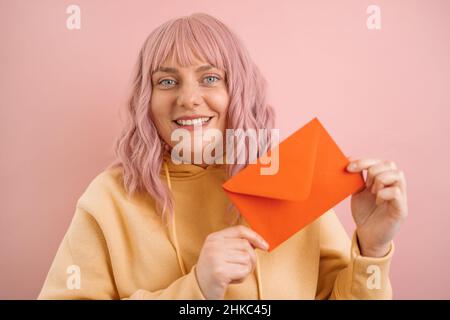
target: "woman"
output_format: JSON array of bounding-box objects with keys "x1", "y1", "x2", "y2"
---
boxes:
[{"x1": 38, "y1": 13, "x2": 408, "y2": 300}]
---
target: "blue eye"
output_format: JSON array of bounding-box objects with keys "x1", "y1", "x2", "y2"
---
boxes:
[
  {"x1": 158, "y1": 76, "x2": 220, "y2": 88},
  {"x1": 159, "y1": 79, "x2": 176, "y2": 87},
  {"x1": 204, "y1": 76, "x2": 220, "y2": 84}
]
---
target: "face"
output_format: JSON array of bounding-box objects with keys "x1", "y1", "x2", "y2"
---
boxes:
[{"x1": 150, "y1": 55, "x2": 229, "y2": 165}]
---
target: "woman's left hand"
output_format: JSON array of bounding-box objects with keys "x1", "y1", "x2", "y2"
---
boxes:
[{"x1": 346, "y1": 158, "x2": 408, "y2": 257}]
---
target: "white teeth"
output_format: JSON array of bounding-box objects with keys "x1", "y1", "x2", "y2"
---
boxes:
[{"x1": 175, "y1": 117, "x2": 211, "y2": 126}]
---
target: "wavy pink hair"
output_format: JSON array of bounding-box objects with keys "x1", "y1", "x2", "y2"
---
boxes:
[{"x1": 107, "y1": 12, "x2": 276, "y2": 225}]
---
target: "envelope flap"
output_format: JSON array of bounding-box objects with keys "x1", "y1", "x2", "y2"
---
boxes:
[{"x1": 222, "y1": 118, "x2": 321, "y2": 201}]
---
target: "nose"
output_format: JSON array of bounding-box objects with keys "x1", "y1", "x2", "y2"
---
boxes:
[{"x1": 176, "y1": 82, "x2": 203, "y2": 110}]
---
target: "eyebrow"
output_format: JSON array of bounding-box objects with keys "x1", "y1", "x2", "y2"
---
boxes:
[{"x1": 153, "y1": 64, "x2": 216, "y2": 74}]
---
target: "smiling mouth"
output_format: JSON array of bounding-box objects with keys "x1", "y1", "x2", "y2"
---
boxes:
[{"x1": 173, "y1": 116, "x2": 213, "y2": 127}]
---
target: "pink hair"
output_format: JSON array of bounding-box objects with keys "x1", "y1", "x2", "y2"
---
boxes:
[{"x1": 107, "y1": 12, "x2": 276, "y2": 225}]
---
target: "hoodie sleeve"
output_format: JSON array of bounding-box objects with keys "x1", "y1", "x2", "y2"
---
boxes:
[
  {"x1": 37, "y1": 206, "x2": 207, "y2": 300},
  {"x1": 315, "y1": 209, "x2": 394, "y2": 300},
  {"x1": 124, "y1": 263, "x2": 206, "y2": 300}
]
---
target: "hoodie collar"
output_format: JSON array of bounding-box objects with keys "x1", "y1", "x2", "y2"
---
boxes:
[{"x1": 162, "y1": 151, "x2": 226, "y2": 177}]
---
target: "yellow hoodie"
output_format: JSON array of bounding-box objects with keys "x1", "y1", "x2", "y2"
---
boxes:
[{"x1": 38, "y1": 153, "x2": 394, "y2": 300}]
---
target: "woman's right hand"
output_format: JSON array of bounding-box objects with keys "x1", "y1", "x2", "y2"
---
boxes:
[{"x1": 195, "y1": 225, "x2": 270, "y2": 300}]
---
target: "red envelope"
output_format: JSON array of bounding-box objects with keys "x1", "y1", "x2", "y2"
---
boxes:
[{"x1": 222, "y1": 117, "x2": 365, "y2": 251}]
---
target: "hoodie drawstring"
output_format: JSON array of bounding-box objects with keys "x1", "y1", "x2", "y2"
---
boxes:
[
  {"x1": 163, "y1": 160, "x2": 187, "y2": 276},
  {"x1": 255, "y1": 251, "x2": 264, "y2": 300},
  {"x1": 163, "y1": 159, "x2": 263, "y2": 300}
]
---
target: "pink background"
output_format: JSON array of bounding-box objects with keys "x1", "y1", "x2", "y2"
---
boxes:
[{"x1": 1, "y1": 0, "x2": 449, "y2": 299}]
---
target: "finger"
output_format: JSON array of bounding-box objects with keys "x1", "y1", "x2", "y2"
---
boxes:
[
  {"x1": 226, "y1": 262, "x2": 253, "y2": 282},
  {"x1": 365, "y1": 161, "x2": 398, "y2": 190},
  {"x1": 225, "y1": 239, "x2": 257, "y2": 270},
  {"x1": 375, "y1": 186, "x2": 407, "y2": 215},
  {"x1": 230, "y1": 278, "x2": 245, "y2": 284},
  {"x1": 225, "y1": 251, "x2": 252, "y2": 266},
  {"x1": 222, "y1": 225, "x2": 269, "y2": 250},
  {"x1": 225, "y1": 252, "x2": 255, "y2": 275},
  {"x1": 371, "y1": 170, "x2": 406, "y2": 194},
  {"x1": 346, "y1": 158, "x2": 383, "y2": 173}
]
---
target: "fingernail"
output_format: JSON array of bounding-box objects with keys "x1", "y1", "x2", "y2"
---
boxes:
[
  {"x1": 262, "y1": 240, "x2": 269, "y2": 250},
  {"x1": 347, "y1": 163, "x2": 356, "y2": 171}
]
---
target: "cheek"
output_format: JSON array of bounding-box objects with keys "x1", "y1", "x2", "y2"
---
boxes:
[
  {"x1": 149, "y1": 95, "x2": 175, "y2": 138},
  {"x1": 206, "y1": 91, "x2": 229, "y2": 118},
  {"x1": 150, "y1": 94, "x2": 171, "y2": 118}
]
